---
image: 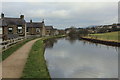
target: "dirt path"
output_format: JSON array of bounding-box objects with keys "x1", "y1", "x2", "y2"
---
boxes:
[{"x1": 1, "y1": 38, "x2": 40, "y2": 78}]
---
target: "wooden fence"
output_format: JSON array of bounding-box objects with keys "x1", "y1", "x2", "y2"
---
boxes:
[{"x1": 0, "y1": 37, "x2": 24, "y2": 51}]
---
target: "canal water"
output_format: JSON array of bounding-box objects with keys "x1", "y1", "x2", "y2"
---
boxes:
[{"x1": 44, "y1": 37, "x2": 118, "y2": 78}]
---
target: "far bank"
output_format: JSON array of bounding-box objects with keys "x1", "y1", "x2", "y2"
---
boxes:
[{"x1": 81, "y1": 31, "x2": 120, "y2": 47}]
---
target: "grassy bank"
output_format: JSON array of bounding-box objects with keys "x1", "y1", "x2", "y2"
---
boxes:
[
  {"x1": 2, "y1": 38, "x2": 36, "y2": 61},
  {"x1": 21, "y1": 35, "x2": 65, "y2": 79},
  {"x1": 88, "y1": 31, "x2": 120, "y2": 42},
  {"x1": 21, "y1": 39, "x2": 50, "y2": 79}
]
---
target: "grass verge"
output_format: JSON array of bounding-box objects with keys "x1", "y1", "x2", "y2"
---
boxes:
[
  {"x1": 21, "y1": 35, "x2": 65, "y2": 79},
  {"x1": 88, "y1": 31, "x2": 120, "y2": 42},
  {"x1": 2, "y1": 38, "x2": 36, "y2": 61},
  {"x1": 21, "y1": 39, "x2": 51, "y2": 79}
]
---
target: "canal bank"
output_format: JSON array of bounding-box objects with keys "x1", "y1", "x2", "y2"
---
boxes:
[
  {"x1": 81, "y1": 37, "x2": 120, "y2": 47},
  {"x1": 21, "y1": 35, "x2": 65, "y2": 79}
]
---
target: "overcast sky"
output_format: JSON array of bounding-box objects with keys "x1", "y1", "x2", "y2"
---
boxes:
[{"x1": 1, "y1": 1, "x2": 118, "y2": 29}]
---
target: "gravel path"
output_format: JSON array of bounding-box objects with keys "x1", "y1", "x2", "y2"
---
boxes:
[{"x1": 1, "y1": 38, "x2": 39, "y2": 78}]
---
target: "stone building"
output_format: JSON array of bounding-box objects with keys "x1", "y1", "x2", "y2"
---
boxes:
[
  {"x1": 45, "y1": 26, "x2": 54, "y2": 36},
  {"x1": 0, "y1": 13, "x2": 26, "y2": 40},
  {"x1": 53, "y1": 28, "x2": 59, "y2": 35},
  {"x1": 26, "y1": 20, "x2": 46, "y2": 37},
  {"x1": 58, "y1": 29, "x2": 65, "y2": 35}
]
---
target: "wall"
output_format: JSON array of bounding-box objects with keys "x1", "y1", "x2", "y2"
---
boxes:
[
  {"x1": 27, "y1": 27, "x2": 42, "y2": 36},
  {"x1": 2, "y1": 24, "x2": 25, "y2": 40}
]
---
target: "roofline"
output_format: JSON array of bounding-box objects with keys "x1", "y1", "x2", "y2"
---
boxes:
[{"x1": 26, "y1": 22, "x2": 42, "y2": 24}]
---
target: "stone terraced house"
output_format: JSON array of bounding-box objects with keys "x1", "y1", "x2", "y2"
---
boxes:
[
  {"x1": 26, "y1": 19, "x2": 46, "y2": 37},
  {"x1": 0, "y1": 13, "x2": 26, "y2": 41},
  {"x1": 0, "y1": 13, "x2": 58, "y2": 41},
  {"x1": 45, "y1": 26, "x2": 54, "y2": 36}
]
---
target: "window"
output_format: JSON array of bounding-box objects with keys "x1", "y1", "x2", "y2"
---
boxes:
[
  {"x1": 36, "y1": 28, "x2": 40, "y2": 32},
  {"x1": 47, "y1": 30, "x2": 50, "y2": 33},
  {"x1": 27, "y1": 28, "x2": 29, "y2": 32},
  {"x1": 8, "y1": 27, "x2": 13, "y2": 34},
  {"x1": 0, "y1": 27, "x2": 2, "y2": 34},
  {"x1": 18, "y1": 26, "x2": 22, "y2": 33}
]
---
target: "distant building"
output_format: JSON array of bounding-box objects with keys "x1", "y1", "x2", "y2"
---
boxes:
[
  {"x1": 26, "y1": 20, "x2": 46, "y2": 37},
  {"x1": 58, "y1": 29, "x2": 65, "y2": 35},
  {"x1": 45, "y1": 26, "x2": 54, "y2": 36},
  {"x1": 0, "y1": 13, "x2": 26, "y2": 40},
  {"x1": 53, "y1": 29, "x2": 59, "y2": 35}
]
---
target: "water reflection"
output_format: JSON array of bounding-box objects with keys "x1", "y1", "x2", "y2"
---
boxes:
[
  {"x1": 44, "y1": 37, "x2": 118, "y2": 78},
  {"x1": 44, "y1": 38, "x2": 58, "y2": 48},
  {"x1": 65, "y1": 37, "x2": 78, "y2": 44}
]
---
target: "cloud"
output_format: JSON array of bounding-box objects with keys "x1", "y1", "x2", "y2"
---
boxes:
[
  {"x1": 2, "y1": 0, "x2": 119, "y2": 2},
  {"x1": 51, "y1": 10, "x2": 70, "y2": 18},
  {"x1": 2, "y1": 2, "x2": 118, "y2": 29},
  {"x1": 25, "y1": 9, "x2": 70, "y2": 19}
]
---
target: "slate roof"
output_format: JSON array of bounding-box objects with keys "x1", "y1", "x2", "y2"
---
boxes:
[
  {"x1": 26, "y1": 22, "x2": 43, "y2": 28},
  {"x1": 45, "y1": 26, "x2": 53, "y2": 30},
  {"x1": 0, "y1": 19, "x2": 7, "y2": 26},
  {"x1": 0, "y1": 17, "x2": 26, "y2": 26}
]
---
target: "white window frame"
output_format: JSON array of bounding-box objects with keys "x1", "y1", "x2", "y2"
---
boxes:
[
  {"x1": 36, "y1": 28, "x2": 40, "y2": 33},
  {"x1": 8, "y1": 27, "x2": 13, "y2": 33},
  {"x1": 17, "y1": 26, "x2": 23, "y2": 33},
  {"x1": 0, "y1": 27, "x2": 2, "y2": 34}
]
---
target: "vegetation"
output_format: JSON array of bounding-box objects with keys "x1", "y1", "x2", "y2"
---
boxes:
[
  {"x1": 44, "y1": 35, "x2": 66, "y2": 39},
  {"x1": 21, "y1": 39, "x2": 51, "y2": 79},
  {"x1": 88, "y1": 31, "x2": 120, "y2": 42},
  {"x1": 68, "y1": 27, "x2": 89, "y2": 38},
  {"x1": 68, "y1": 28, "x2": 79, "y2": 38},
  {"x1": 78, "y1": 29, "x2": 89, "y2": 36},
  {"x1": 22, "y1": 35, "x2": 65, "y2": 79},
  {"x1": 2, "y1": 38, "x2": 36, "y2": 61}
]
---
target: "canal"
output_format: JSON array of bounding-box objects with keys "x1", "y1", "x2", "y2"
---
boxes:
[{"x1": 44, "y1": 37, "x2": 118, "y2": 78}]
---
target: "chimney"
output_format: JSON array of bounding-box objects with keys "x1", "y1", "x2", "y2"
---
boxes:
[
  {"x1": 1, "y1": 13, "x2": 4, "y2": 18},
  {"x1": 30, "y1": 19, "x2": 32, "y2": 23},
  {"x1": 20, "y1": 15, "x2": 24, "y2": 19},
  {"x1": 42, "y1": 19, "x2": 44, "y2": 23}
]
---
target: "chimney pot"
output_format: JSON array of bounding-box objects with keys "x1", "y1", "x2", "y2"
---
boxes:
[
  {"x1": 20, "y1": 15, "x2": 24, "y2": 19},
  {"x1": 1, "y1": 13, "x2": 4, "y2": 18},
  {"x1": 42, "y1": 19, "x2": 44, "y2": 23},
  {"x1": 30, "y1": 19, "x2": 32, "y2": 23}
]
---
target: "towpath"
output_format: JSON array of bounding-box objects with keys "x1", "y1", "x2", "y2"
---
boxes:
[{"x1": 1, "y1": 38, "x2": 40, "y2": 78}]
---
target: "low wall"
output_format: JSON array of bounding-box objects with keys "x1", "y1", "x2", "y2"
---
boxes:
[{"x1": 81, "y1": 37, "x2": 120, "y2": 47}]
